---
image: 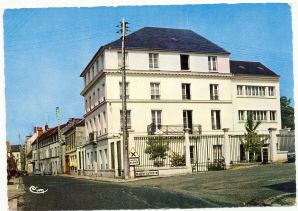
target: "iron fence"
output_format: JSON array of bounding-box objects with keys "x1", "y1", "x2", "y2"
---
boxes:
[
  {"x1": 133, "y1": 132, "x2": 290, "y2": 172},
  {"x1": 147, "y1": 124, "x2": 202, "y2": 135},
  {"x1": 229, "y1": 134, "x2": 270, "y2": 163},
  {"x1": 277, "y1": 134, "x2": 295, "y2": 151},
  {"x1": 134, "y1": 136, "x2": 185, "y2": 169}
]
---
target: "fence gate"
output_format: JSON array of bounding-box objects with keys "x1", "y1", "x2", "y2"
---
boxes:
[{"x1": 190, "y1": 135, "x2": 225, "y2": 172}]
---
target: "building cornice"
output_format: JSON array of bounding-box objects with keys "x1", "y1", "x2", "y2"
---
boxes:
[
  {"x1": 105, "y1": 69, "x2": 233, "y2": 78},
  {"x1": 83, "y1": 101, "x2": 107, "y2": 118},
  {"x1": 232, "y1": 74, "x2": 280, "y2": 82},
  {"x1": 80, "y1": 69, "x2": 105, "y2": 96}
]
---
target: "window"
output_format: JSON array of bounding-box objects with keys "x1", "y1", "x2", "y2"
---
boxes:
[
  {"x1": 97, "y1": 88, "x2": 100, "y2": 103},
  {"x1": 149, "y1": 53, "x2": 159, "y2": 68},
  {"x1": 208, "y1": 56, "x2": 217, "y2": 71},
  {"x1": 210, "y1": 84, "x2": 219, "y2": 100},
  {"x1": 118, "y1": 52, "x2": 128, "y2": 68},
  {"x1": 237, "y1": 86, "x2": 243, "y2": 95},
  {"x1": 101, "y1": 54, "x2": 104, "y2": 69},
  {"x1": 180, "y1": 54, "x2": 189, "y2": 70},
  {"x1": 89, "y1": 96, "x2": 92, "y2": 109},
  {"x1": 183, "y1": 110, "x2": 193, "y2": 132},
  {"x1": 270, "y1": 111, "x2": 276, "y2": 121},
  {"x1": 238, "y1": 110, "x2": 244, "y2": 121},
  {"x1": 102, "y1": 84, "x2": 105, "y2": 101},
  {"x1": 119, "y1": 82, "x2": 129, "y2": 99},
  {"x1": 93, "y1": 92, "x2": 95, "y2": 105},
  {"x1": 91, "y1": 66, "x2": 94, "y2": 79},
  {"x1": 150, "y1": 83, "x2": 160, "y2": 99},
  {"x1": 211, "y1": 110, "x2": 221, "y2": 130},
  {"x1": 152, "y1": 110, "x2": 162, "y2": 129},
  {"x1": 268, "y1": 87, "x2": 275, "y2": 96},
  {"x1": 246, "y1": 86, "x2": 265, "y2": 97},
  {"x1": 120, "y1": 110, "x2": 131, "y2": 129},
  {"x1": 96, "y1": 60, "x2": 99, "y2": 73},
  {"x1": 85, "y1": 100, "x2": 87, "y2": 111},
  {"x1": 248, "y1": 111, "x2": 267, "y2": 121},
  {"x1": 182, "y1": 83, "x2": 191, "y2": 100},
  {"x1": 213, "y1": 145, "x2": 222, "y2": 161}
]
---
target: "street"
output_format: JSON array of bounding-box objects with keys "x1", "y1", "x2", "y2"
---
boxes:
[{"x1": 20, "y1": 162, "x2": 295, "y2": 210}]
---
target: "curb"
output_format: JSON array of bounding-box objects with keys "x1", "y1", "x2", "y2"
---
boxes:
[{"x1": 263, "y1": 193, "x2": 296, "y2": 206}]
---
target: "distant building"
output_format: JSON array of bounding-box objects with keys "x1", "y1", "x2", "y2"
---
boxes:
[
  {"x1": 63, "y1": 118, "x2": 85, "y2": 175},
  {"x1": 31, "y1": 119, "x2": 83, "y2": 174},
  {"x1": 11, "y1": 145, "x2": 22, "y2": 170},
  {"x1": 79, "y1": 27, "x2": 281, "y2": 177},
  {"x1": 25, "y1": 127, "x2": 43, "y2": 173}
]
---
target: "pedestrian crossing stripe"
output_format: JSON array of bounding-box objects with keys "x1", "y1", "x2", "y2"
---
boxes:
[{"x1": 129, "y1": 147, "x2": 139, "y2": 158}]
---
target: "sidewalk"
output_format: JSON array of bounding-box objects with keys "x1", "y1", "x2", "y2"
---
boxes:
[
  {"x1": 7, "y1": 177, "x2": 25, "y2": 211},
  {"x1": 59, "y1": 172, "x2": 189, "y2": 183}
]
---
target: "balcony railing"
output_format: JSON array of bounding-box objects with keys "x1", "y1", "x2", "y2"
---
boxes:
[{"x1": 147, "y1": 124, "x2": 202, "y2": 135}]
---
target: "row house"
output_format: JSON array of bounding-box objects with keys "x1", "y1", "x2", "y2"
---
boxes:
[
  {"x1": 79, "y1": 27, "x2": 281, "y2": 177},
  {"x1": 63, "y1": 118, "x2": 85, "y2": 175},
  {"x1": 31, "y1": 119, "x2": 81, "y2": 174},
  {"x1": 24, "y1": 126, "x2": 43, "y2": 173},
  {"x1": 10, "y1": 145, "x2": 25, "y2": 171}
]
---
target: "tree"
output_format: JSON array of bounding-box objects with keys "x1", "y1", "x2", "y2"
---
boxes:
[
  {"x1": 144, "y1": 136, "x2": 170, "y2": 166},
  {"x1": 240, "y1": 112, "x2": 268, "y2": 162},
  {"x1": 280, "y1": 96, "x2": 295, "y2": 130}
]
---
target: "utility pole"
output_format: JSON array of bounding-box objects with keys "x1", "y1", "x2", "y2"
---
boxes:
[
  {"x1": 37, "y1": 124, "x2": 40, "y2": 170},
  {"x1": 56, "y1": 107, "x2": 62, "y2": 174},
  {"x1": 117, "y1": 18, "x2": 130, "y2": 179}
]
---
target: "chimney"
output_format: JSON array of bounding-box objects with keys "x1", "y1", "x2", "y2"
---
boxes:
[
  {"x1": 38, "y1": 127, "x2": 43, "y2": 136},
  {"x1": 45, "y1": 123, "x2": 49, "y2": 131}
]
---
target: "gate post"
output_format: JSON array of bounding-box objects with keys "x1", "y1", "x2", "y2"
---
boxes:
[
  {"x1": 128, "y1": 130, "x2": 135, "y2": 178},
  {"x1": 185, "y1": 128, "x2": 192, "y2": 173},
  {"x1": 222, "y1": 128, "x2": 231, "y2": 169},
  {"x1": 268, "y1": 128, "x2": 277, "y2": 162}
]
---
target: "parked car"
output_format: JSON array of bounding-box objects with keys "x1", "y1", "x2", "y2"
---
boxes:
[
  {"x1": 34, "y1": 169, "x2": 41, "y2": 175},
  {"x1": 287, "y1": 145, "x2": 295, "y2": 162},
  {"x1": 19, "y1": 170, "x2": 28, "y2": 176},
  {"x1": 44, "y1": 169, "x2": 52, "y2": 175}
]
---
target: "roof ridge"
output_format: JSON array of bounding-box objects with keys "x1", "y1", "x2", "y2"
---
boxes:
[{"x1": 230, "y1": 60, "x2": 261, "y2": 63}]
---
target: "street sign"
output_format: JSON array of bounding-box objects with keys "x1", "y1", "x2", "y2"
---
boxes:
[
  {"x1": 129, "y1": 157, "x2": 140, "y2": 166},
  {"x1": 7, "y1": 159, "x2": 11, "y2": 164},
  {"x1": 136, "y1": 170, "x2": 159, "y2": 177},
  {"x1": 128, "y1": 147, "x2": 139, "y2": 158}
]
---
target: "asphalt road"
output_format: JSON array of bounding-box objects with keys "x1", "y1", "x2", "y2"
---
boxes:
[{"x1": 21, "y1": 162, "x2": 296, "y2": 210}]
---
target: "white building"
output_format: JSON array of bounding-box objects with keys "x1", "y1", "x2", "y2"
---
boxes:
[{"x1": 79, "y1": 27, "x2": 281, "y2": 177}]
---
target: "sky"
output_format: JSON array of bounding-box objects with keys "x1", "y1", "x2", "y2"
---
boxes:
[{"x1": 1, "y1": 2, "x2": 294, "y2": 145}]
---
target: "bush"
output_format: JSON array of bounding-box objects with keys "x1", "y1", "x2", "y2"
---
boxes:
[{"x1": 169, "y1": 151, "x2": 186, "y2": 167}]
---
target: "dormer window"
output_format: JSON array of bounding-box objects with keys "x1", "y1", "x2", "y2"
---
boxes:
[
  {"x1": 180, "y1": 54, "x2": 189, "y2": 70},
  {"x1": 208, "y1": 56, "x2": 217, "y2": 71},
  {"x1": 118, "y1": 52, "x2": 128, "y2": 68},
  {"x1": 149, "y1": 53, "x2": 159, "y2": 68}
]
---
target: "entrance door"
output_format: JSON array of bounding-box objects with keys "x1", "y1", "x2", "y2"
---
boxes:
[
  {"x1": 117, "y1": 141, "x2": 122, "y2": 176},
  {"x1": 183, "y1": 110, "x2": 193, "y2": 133},
  {"x1": 262, "y1": 148, "x2": 269, "y2": 164},
  {"x1": 65, "y1": 155, "x2": 70, "y2": 174}
]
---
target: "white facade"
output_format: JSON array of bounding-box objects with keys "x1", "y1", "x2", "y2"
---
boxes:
[{"x1": 80, "y1": 46, "x2": 281, "y2": 177}]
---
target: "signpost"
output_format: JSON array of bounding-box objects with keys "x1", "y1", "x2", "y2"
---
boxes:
[{"x1": 128, "y1": 147, "x2": 139, "y2": 178}]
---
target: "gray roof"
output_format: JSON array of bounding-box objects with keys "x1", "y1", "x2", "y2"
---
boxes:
[
  {"x1": 80, "y1": 27, "x2": 230, "y2": 77},
  {"x1": 230, "y1": 60, "x2": 278, "y2": 76},
  {"x1": 11, "y1": 145, "x2": 20, "y2": 152},
  {"x1": 104, "y1": 27, "x2": 230, "y2": 54}
]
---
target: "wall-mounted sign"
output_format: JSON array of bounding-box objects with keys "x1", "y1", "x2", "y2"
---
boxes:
[{"x1": 136, "y1": 170, "x2": 159, "y2": 177}]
